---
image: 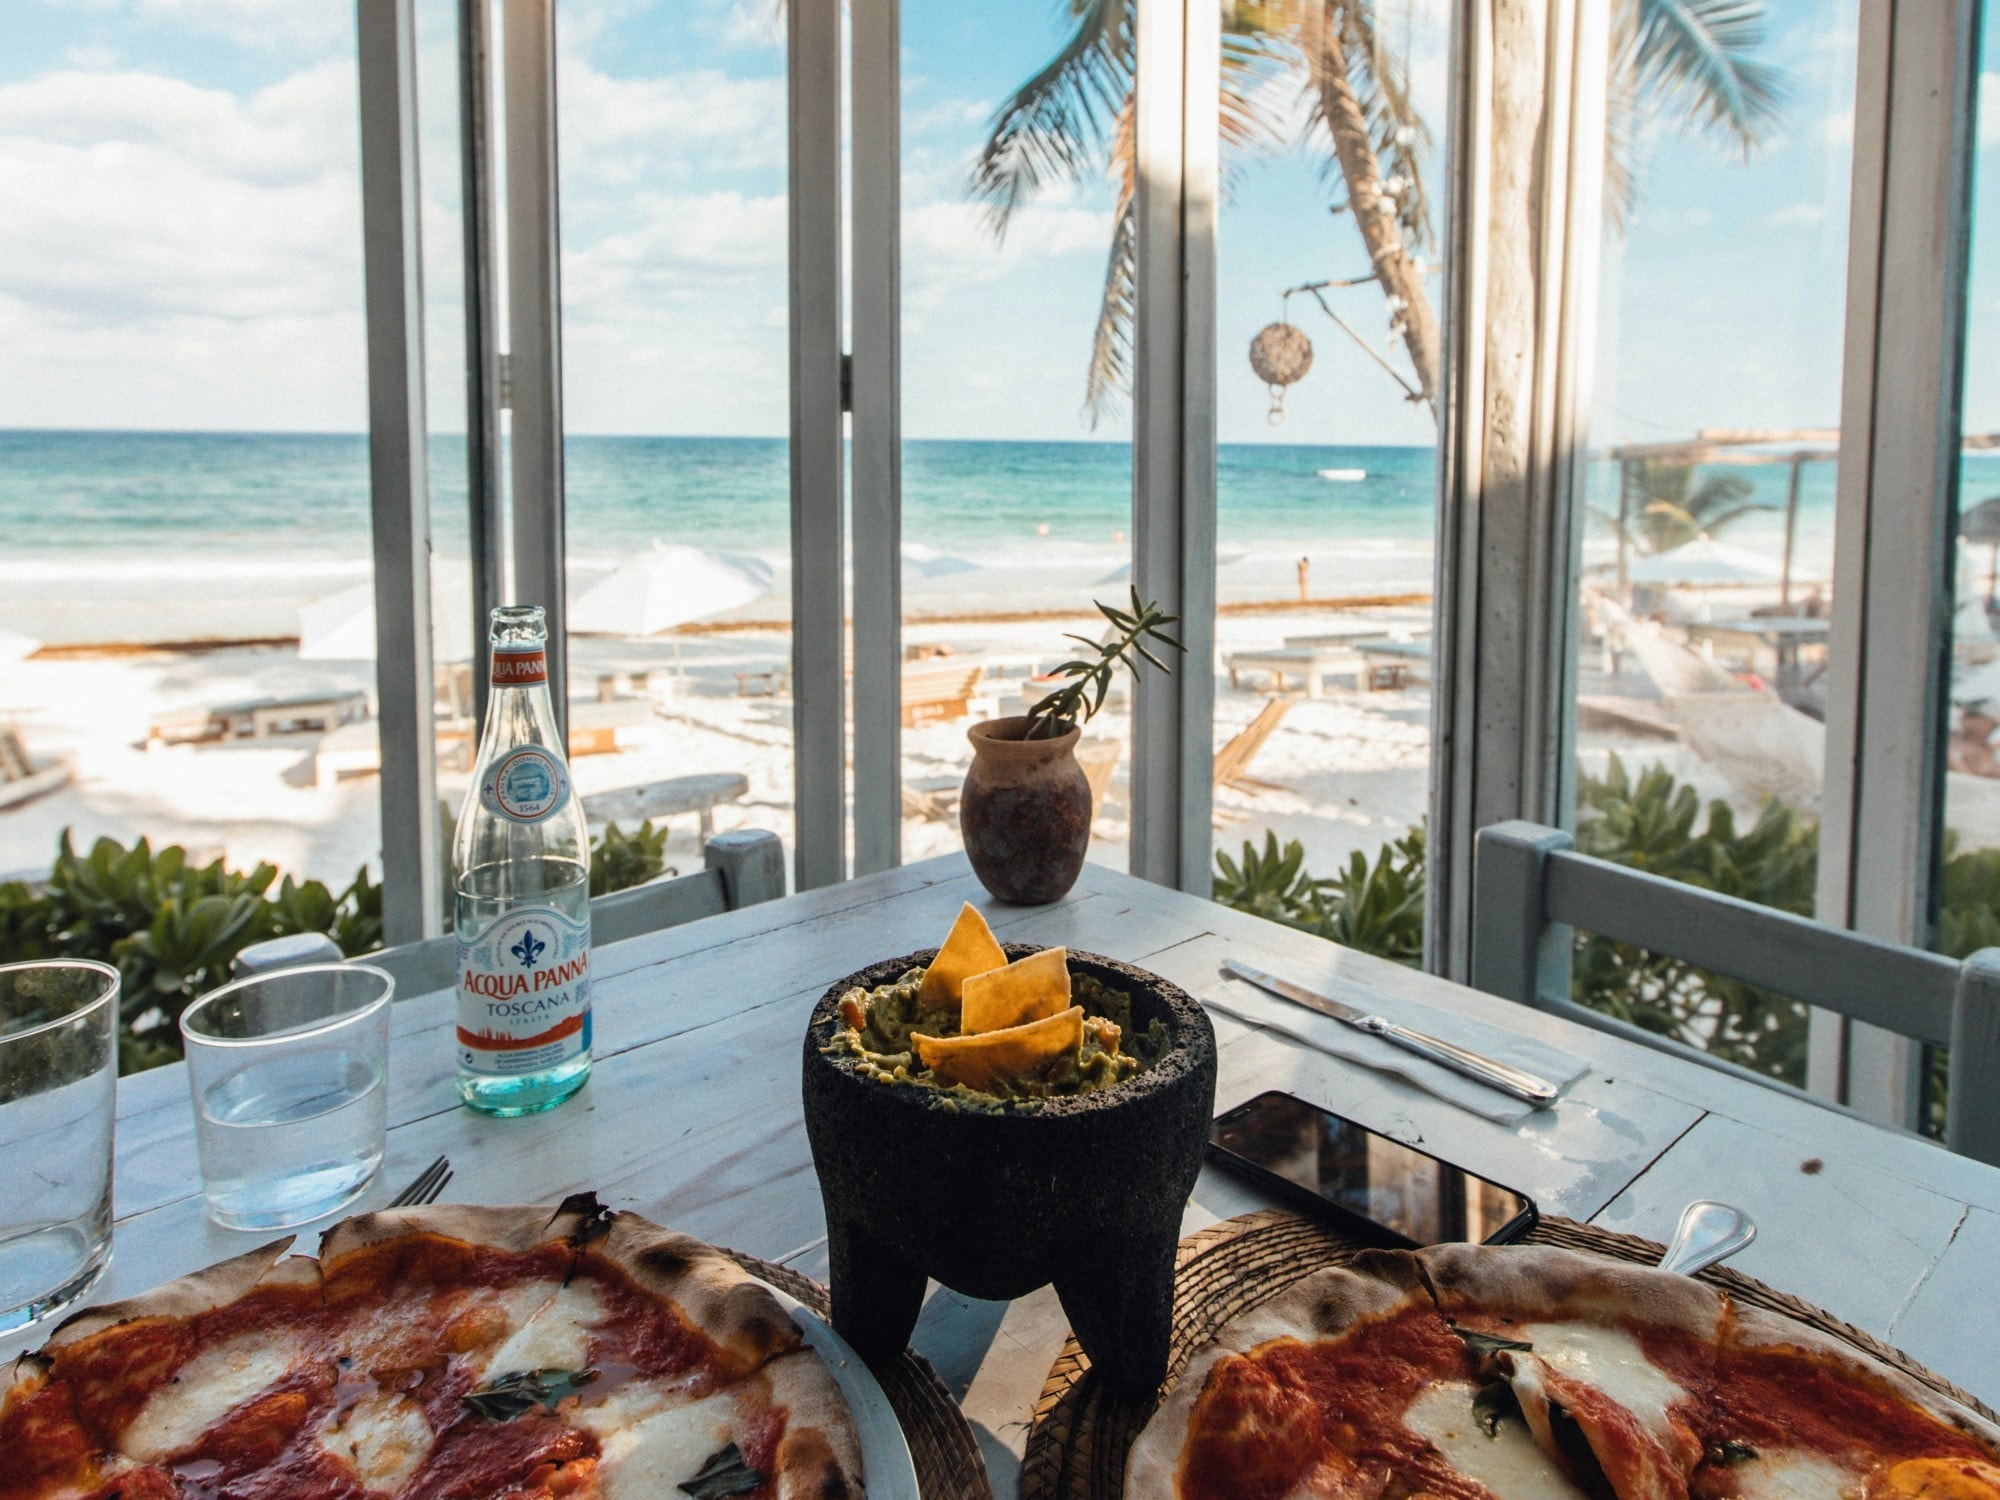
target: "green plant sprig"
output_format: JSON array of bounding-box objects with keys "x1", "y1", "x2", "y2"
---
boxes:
[{"x1": 1024, "y1": 588, "x2": 1184, "y2": 739}]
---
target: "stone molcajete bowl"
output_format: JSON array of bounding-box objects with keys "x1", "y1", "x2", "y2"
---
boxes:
[{"x1": 801, "y1": 944, "x2": 1217, "y2": 1397}]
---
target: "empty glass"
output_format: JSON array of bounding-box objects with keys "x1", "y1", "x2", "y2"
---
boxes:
[
  {"x1": 180, "y1": 964, "x2": 393, "y2": 1231},
  {"x1": 0, "y1": 960, "x2": 119, "y2": 1333}
]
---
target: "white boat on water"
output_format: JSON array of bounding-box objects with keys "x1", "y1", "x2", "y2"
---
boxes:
[{"x1": 1317, "y1": 467, "x2": 1368, "y2": 482}]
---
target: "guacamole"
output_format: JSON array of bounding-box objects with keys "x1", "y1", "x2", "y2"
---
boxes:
[{"x1": 822, "y1": 964, "x2": 1170, "y2": 1109}]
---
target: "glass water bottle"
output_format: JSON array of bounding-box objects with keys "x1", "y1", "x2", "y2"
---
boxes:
[{"x1": 453, "y1": 605, "x2": 592, "y2": 1116}]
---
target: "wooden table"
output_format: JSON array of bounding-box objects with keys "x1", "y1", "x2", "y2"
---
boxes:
[{"x1": 20, "y1": 855, "x2": 2000, "y2": 1487}]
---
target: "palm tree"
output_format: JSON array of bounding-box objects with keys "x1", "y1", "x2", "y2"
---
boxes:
[
  {"x1": 973, "y1": 0, "x2": 1785, "y2": 424},
  {"x1": 1609, "y1": 458, "x2": 1775, "y2": 555}
]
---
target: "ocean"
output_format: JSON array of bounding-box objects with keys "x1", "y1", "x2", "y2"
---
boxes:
[{"x1": 0, "y1": 428, "x2": 1937, "y2": 647}]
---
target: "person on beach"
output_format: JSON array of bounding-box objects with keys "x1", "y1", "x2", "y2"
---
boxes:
[{"x1": 1297, "y1": 556, "x2": 1310, "y2": 602}]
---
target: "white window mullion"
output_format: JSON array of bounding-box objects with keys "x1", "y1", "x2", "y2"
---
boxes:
[{"x1": 357, "y1": 0, "x2": 442, "y2": 944}]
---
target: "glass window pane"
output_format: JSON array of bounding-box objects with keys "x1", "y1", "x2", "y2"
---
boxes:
[
  {"x1": 897, "y1": 2, "x2": 1137, "y2": 876},
  {"x1": 552, "y1": 0, "x2": 793, "y2": 892},
  {"x1": 1932, "y1": 11, "x2": 2000, "y2": 1133},
  {"x1": 0, "y1": 3, "x2": 382, "y2": 1064},
  {"x1": 1208, "y1": 0, "x2": 1448, "y2": 961},
  {"x1": 1568, "y1": 0, "x2": 1855, "y2": 1083}
]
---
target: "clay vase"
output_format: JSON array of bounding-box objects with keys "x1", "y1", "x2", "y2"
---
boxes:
[{"x1": 959, "y1": 715, "x2": 1089, "y2": 903}]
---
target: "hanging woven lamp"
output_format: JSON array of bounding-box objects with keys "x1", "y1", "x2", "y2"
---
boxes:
[{"x1": 1249, "y1": 321, "x2": 1313, "y2": 424}]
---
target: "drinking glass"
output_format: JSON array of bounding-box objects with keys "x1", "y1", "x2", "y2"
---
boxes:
[
  {"x1": 0, "y1": 960, "x2": 119, "y2": 1333},
  {"x1": 180, "y1": 964, "x2": 393, "y2": 1231}
]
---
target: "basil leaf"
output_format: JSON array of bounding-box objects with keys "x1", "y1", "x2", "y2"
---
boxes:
[
  {"x1": 1448, "y1": 1321, "x2": 1534, "y2": 1356},
  {"x1": 1713, "y1": 1440, "x2": 1759, "y2": 1465},
  {"x1": 461, "y1": 1367, "x2": 598, "y2": 1421},
  {"x1": 679, "y1": 1443, "x2": 768, "y2": 1499},
  {"x1": 1471, "y1": 1377, "x2": 1521, "y2": 1437}
]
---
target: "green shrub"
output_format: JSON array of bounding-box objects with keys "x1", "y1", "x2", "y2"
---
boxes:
[
  {"x1": 1, "y1": 820, "x2": 676, "y2": 1075},
  {"x1": 1213, "y1": 826, "x2": 1425, "y2": 968}
]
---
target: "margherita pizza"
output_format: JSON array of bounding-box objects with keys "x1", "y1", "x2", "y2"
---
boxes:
[
  {"x1": 1127, "y1": 1244, "x2": 2000, "y2": 1500},
  {"x1": 0, "y1": 1197, "x2": 863, "y2": 1500}
]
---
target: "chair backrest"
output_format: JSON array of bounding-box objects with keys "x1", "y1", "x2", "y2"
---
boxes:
[
  {"x1": 233, "y1": 829, "x2": 786, "y2": 1002},
  {"x1": 1470, "y1": 819, "x2": 2000, "y2": 1166}
]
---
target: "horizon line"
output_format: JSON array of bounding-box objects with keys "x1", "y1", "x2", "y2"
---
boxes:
[{"x1": 0, "y1": 426, "x2": 1439, "y2": 450}]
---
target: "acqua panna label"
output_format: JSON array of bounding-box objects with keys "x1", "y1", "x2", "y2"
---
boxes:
[{"x1": 455, "y1": 903, "x2": 592, "y2": 1079}]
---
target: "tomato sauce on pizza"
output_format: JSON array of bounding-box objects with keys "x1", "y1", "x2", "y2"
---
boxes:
[{"x1": 0, "y1": 1201, "x2": 863, "y2": 1500}]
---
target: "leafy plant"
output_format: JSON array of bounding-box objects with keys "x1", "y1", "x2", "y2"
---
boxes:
[
  {"x1": 590, "y1": 820, "x2": 672, "y2": 897},
  {"x1": 1024, "y1": 589, "x2": 1184, "y2": 739},
  {"x1": 1213, "y1": 825, "x2": 1424, "y2": 968},
  {"x1": 1, "y1": 817, "x2": 677, "y2": 1076}
]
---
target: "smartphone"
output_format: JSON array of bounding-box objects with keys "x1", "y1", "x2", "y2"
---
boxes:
[{"x1": 1207, "y1": 1091, "x2": 1538, "y2": 1248}]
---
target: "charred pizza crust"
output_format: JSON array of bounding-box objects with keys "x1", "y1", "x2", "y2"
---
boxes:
[
  {"x1": 0, "y1": 1199, "x2": 865, "y2": 1500},
  {"x1": 1127, "y1": 1243, "x2": 2000, "y2": 1500}
]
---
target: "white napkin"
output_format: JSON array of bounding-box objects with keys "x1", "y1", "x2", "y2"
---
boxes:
[{"x1": 1199, "y1": 970, "x2": 1588, "y2": 1124}]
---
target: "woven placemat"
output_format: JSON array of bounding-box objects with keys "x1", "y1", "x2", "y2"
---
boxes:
[
  {"x1": 1021, "y1": 1208, "x2": 1995, "y2": 1500},
  {"x1": 725, "y1": 1251, "x2": 992, "y2": 1500}
]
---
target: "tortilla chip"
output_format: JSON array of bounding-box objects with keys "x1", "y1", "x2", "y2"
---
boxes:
[
  {"x1": 961, "y1": 947, "x2": 1072, "y2": 1034},
  {"x1": 915, "y1": 1006, "x2": 1084, "y2": 1093},
  {"x1": 916, "y1": 903, "x2": 1008, "y2": 1010}
]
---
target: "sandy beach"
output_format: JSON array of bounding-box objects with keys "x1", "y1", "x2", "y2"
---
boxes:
[{"x1": 0, "y1": 590, "x2": 1459, "y2": 891}]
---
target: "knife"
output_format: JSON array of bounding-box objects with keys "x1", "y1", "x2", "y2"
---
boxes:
[{"x1": 1220, "y1": 959, "x2": 1560, "y2": 1105}]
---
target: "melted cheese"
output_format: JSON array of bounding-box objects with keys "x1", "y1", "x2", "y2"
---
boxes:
[
  {"x1": 1403, "y1": 1381, "x2": 1589, "y2": 1499},
  {"x1": 582, "y1": 1386, "x2": 742, "y2": 1500},
  {"x1": 119, "y1": 1329, "x2": 297, "y2": 1462},
  {"x1": 1520, "y1": 1321, "x2": 1688, "y2": 1445},
  {"x1": 478, "y1": 1280, "x2": 606, "y2": 1377},
  {"x1": 333, "y1": 1391, "x2": 434, "y2": 1495},
  {"x1": 1728, "y1": 1449, "x2": 1861, "y2": 1499}
]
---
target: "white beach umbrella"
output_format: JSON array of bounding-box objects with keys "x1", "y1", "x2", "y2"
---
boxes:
[
  {"x1": 568, "y1": 542, "x2": 773, "y2": 636},
  {"x1": 1626, "y1": 536, "x2": 1785, "y2": 586},
  {"x1": 298, "y1": 560, "x2": 477, "y2": 661},
  {"x1": 901, "y1": 543, "x2": 980, "y2": 579},
  {"x1": 0, "y1": 630, "x2": 40, "y2": 664}
]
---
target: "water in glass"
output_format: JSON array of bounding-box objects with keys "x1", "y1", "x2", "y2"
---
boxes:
[{"x1": 0, "y1": 961, "x2": 119, "y2": 1333}]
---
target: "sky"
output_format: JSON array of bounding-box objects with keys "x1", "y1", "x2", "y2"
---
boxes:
[{"x1": 3, "y1": 0, "x2": 1996, "y2": 448}]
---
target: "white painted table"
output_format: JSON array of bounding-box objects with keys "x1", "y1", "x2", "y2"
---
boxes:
[{"x1": 15, "y1": 855, "x2": 2000, "y2": 1487}]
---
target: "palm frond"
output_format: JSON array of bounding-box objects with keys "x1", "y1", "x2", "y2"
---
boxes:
[
  {"x1": 1623, "y1": 0, "x2": 1786, "y2": 151},
  {"x1": 1084, "y1": 96, "x2": 1137, "y2": 426},
  {"x1": 969, "y1": 0, "x2": 1133, "y2": 236}
]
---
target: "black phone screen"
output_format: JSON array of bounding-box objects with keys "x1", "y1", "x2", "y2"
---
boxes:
[{"x1": 1208, "y1": 1091, "x2": 1534, "y2": 1245}]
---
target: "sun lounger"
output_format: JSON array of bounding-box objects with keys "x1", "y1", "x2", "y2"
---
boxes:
[
  {"x1": 582, "y1": 772, "x2": 750, "y2": 838},
  {"x1": 0, "y1": 727, "x2": 72, "y2": 810},
  {"x1": 1212, "y1": 697, "x2": 1292, "y2": 792},
  {"x1": 1225, "y1": 647, "x2": 1364, "y2": 698},
  {"x1": 1075, "y1": 737, "x2": 1121, "y2": 817},
  {"x1": 567, "y1": 697, "x2": 653, "y2": 756},
  {"x1": 902, "y1": 660, "x2": 985, "y2": 726}
]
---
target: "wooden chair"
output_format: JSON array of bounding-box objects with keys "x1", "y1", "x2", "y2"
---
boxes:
[
  {"x1": 1075, "y1": 737, "x2": 1121, "y2": 818},
  {"x1": 1470, "y1": 820, "x2": 2000, "y2": 1166},
  {"x1": 233, "y1": 829, "x2": 787, "y2": 998},
  {"x1": 1212, "y1": 697, "x2": 1292, "y2": 793}
]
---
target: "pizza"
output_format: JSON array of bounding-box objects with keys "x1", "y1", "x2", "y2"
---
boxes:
[
  {"x1": 1126, "y1": 1243, "x2": 2000, "y2": 1500},
  {"x1": 0, "y1": 1197, "x2": 864, "y2": 1500}
]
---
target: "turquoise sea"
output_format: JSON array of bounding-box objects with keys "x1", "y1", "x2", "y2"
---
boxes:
[{"x1": 3, "y1": 427, "x2": 1976, "y2": 644}]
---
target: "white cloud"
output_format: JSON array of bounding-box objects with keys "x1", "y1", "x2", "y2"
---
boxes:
[
  {"x1": 1766, "y1": 203, "x2": 1825, "y2": 227},
  {"x1": 556, "y1": 61, "x2": 785, "y2": 188},
  {"x1": 0, "y1": 62, "x2": 367, "y2": 427},
  {"x1": 41, "y1": 0, "x2": 351, "y2": 53}
]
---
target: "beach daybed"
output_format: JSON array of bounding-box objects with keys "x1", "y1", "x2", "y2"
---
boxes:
[
  {"x1": 1225, "y1": 646, "x2": 1364, "y2": 697},
  {"x1": 148, "y1": 689, "x2": 370, "y2": 748},
  {"x1": 735, "y1": 665, "x2": 790, "y2": 697},
  {"x1": 582, "y1": 772, "x2": 749, "y2": 839},
  {"x1": 1359, "y1": 638, "x2": 1432, "y2": 689}
]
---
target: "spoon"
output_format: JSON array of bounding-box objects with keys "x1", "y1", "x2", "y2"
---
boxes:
[{"x1": 1656, "y1": 1200, "x2": 1756, "y2": 1277}]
